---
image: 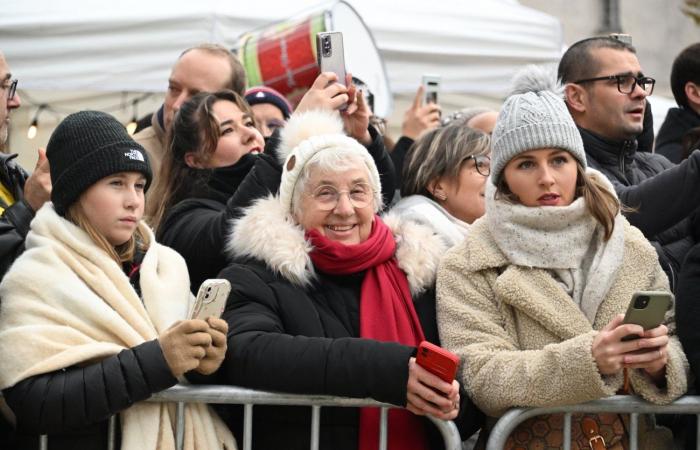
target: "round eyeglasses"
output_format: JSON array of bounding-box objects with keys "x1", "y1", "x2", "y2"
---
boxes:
[
  {"x1": 305, "y1": 183, "x2": 375, "y2": 211},
  {"x1": 573, "y1": 74, "x2": 655, "y2": 95},
  {"x1": 467, "y1": 155, "x2": 491, "y2": 177}
]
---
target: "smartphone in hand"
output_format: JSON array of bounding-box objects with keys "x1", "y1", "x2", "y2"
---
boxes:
[
  {"x1": 416, "y1": 341, "x2": 459, "y2": 383},
  {"x1": 421, "y1": 74, "x2": 441, "y2": 105},
  {"x1": 621, "y1": 291, "x2": 673, "y2": 341},
  {"x1": 189, "y1": 279, "x2": 231, "y2": 320},
  {"x1": 316, "y1": 31, "x2": 348, "y2": 110}
]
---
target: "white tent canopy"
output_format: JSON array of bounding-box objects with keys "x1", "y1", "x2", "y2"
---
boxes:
[{"x1": 2, "y1": 0, "x2": 565, "y2": 101}]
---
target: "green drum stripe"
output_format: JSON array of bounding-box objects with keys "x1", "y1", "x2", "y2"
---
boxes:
[
  {"x1": 308, "y1": 13, "x2": 326, "y2": 60},
  {"x1": 241, "y1": 35, "x2": 262, "y2": 87}
]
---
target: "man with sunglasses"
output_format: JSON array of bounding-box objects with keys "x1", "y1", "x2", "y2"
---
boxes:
[
  {"x1": 559, "y1": 36, "x2": 700, "y2": 292},
  {"x1": 0, "y1": 51, "x2": 51, "y2": 280}
]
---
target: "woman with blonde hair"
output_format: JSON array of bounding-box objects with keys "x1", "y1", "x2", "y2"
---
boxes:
[
  {"x1": 0, "y1": 111, "x2": 234, "y2": 450},
  {"x1": 436, "y1": 67, "x2": 688, "y2": 449}
]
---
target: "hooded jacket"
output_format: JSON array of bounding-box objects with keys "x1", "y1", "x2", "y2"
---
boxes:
[{"x1": 216, "y1": 194, "x2": 480, "y2": 450}]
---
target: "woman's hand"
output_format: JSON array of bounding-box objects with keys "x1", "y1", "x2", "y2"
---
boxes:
[
  {"x1": 158, "y1": 319, "x2": 212, "y2": 377},
  {"x1": 195, "y1": 317, "x2": 229, "y2": 375},
  {"x1": 592, "y1": 314, "x2": 669, "y2": 383},
  {"x1": 295, "y1": 72, "x2": 349, "y2": 114},
  {"x1": 405, "y1": 357, "x2": 460, "y2": 420},
  {"x1": 340, "y1": 74, "x2": 372, "y2": 145},
  {"x1": 401, "y1": 85, "x2": 441, "y2": 140}
]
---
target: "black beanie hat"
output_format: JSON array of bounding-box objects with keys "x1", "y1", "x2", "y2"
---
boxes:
[{"x1": 47, "y1": 111, "x2": 153, "y2": 216}]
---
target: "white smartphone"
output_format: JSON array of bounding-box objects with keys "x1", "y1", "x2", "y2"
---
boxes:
[
  {"x1": 189, "y1": 279, "x2": 231, "y2": 320},
  {"x1": 422, "y1": 74, "x2": 441, "y2": 104},
  {"x1": 316, "y1": 31, "x2": 348, "y2": 110},
  {"x1": 621, "y1": 291, "x2": 673, "y2": 341}
]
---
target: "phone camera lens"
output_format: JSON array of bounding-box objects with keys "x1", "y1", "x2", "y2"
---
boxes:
[{"x1": 634, "y1": 295, "x2": 649, "y2": 309}]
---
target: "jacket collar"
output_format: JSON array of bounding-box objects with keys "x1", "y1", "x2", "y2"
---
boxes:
[
  {"x1": 464, "y1": 218, "x2": 594, "y2": 339},
  {"x1": 656, "y1": 107, "x2": 700, "y2": 147},
  {"x1": 579, "y1": 127, "x2": 637, "y2": 164},
  {"x1": 226, "y1": 196, "x2": 447, "y2": 294}
]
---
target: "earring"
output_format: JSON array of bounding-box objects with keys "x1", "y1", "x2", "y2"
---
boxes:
[{"x1": 434, "y1": 192, "x2": 447, "y2": 201}]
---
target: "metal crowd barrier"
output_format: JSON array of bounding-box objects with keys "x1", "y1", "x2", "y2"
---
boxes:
[
  {"x1": 35, "y1": 384, "x2": 462, "y2": 450},
  {"x1": 486, "y1": 394, "x2": 700, "y2": 450}
]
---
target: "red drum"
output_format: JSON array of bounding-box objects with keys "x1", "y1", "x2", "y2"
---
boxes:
[{"x1": 236, "y1": 1, "x2": 392, "y2": 117}]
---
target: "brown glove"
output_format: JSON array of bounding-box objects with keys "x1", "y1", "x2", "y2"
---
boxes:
[
  {"x1": 158, "y1": 320, "x2": 212, "y2": 377},
  {"x1": 195, "y1": 317, "x2": 229, "y2": 375}
]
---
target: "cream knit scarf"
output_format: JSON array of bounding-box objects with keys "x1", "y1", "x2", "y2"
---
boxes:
[
  {"x1": 0, "y1": 205, "x2": 236, "y2": 450},
  {"x1": 485, "y1": 170, "x2": 625, "y2": 323},
  {"x1": 391, "y1": 195, "x2": 470, "y2": 248}
]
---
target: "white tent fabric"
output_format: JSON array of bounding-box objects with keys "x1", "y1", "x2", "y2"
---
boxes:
[{"x1": 1, "y1": 0, "x2": 564, "y2": 103}]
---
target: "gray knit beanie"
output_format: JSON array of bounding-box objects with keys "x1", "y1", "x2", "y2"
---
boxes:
[{"x1": 490, "y1": 65, "x2": 586, "y2": 185}]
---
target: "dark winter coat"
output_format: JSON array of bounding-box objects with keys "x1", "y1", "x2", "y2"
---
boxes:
[
  {"x1": 580, "y1": 127, "x2": 700, "y2": 290},
  {"x1": 0, "y1": 153, "x2": 33, "y2": 280},
  {"x1": 217, "y1": 197, "x2": 481, "y2": 450},
  {"x1": 656, "y1": 107, "x2": 700, "y2": 163},
  {"x1": 159, "y1": 126, "x2": 397, "y2": 294}
]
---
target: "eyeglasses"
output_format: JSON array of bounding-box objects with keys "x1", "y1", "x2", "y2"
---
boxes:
[
  {"x1": 467, "y1": 155, "x2": 491, "y2": 177},
  {"x1": 2, "y1": 79, "x2": 17, "y2": 101},
  {"x1": 572, "y1": 74, "x2": 655, "y2": 95},
  {"x1": 305, "y1": 182, "x2": 375, "y2": 211}
]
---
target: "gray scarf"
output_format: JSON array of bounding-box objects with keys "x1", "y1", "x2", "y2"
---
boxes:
[{"x1": 485, "y1": 171, "x2": 625, "y2": 323}]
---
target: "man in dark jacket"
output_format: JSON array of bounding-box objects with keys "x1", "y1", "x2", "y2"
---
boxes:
[
  {"x1": 0, "y1": 52, "x2": 51, "y2": 280},
  {"x1": 656, "y1": 43, "x2": 700, "y2": 163},
  {"x1": 558, "y1": 37, "x2": 700, "y2": 290}
]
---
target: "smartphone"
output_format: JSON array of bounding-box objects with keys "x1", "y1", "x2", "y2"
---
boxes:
[
  {"x1": 316, "y1": 31, "x2": 347, "y2": 88},
  {"x1": 421, "y1": 74, "x2": 441, "y2": 105},
  {"x1": 621, "y1": 291, "x2": 673, "y2": 341},
  {"x1": 189, "y1": 279, "x2": 231, "y2": 320},
  {"x1": 416, "y1": 341, "x2": 459, "y2": 383}
]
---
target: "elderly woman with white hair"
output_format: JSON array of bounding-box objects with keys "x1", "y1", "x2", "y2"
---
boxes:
[{"x1": 215, "y1": 110, "x2": 479, "y2": 450}]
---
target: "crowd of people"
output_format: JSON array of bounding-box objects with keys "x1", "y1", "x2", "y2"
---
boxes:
[{"x1": 0, "y1": 34, "x2": 699, "y2": 450}]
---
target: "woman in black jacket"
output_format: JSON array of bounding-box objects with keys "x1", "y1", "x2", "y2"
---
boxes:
[
  {"x1": 152, "y1": 74, "x2": 396, "y2": 294},
  {"x1": 217, "y1": 109, "x2": 479, "y2": 450},
  {"x1": 0, "y1": 111, "x2": 232, "y2": 450}
]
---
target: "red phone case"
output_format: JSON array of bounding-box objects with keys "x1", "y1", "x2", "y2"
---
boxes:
[{"x1": 416, "y1": 341, "x2": 459, "y2": 383}]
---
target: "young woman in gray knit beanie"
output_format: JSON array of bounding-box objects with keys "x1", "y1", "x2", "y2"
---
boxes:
[{"x1": 436, "y1": 66, "x2": 687, "y2": 449}]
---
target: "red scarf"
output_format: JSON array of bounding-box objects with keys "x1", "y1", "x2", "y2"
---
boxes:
[{"x1": 307, "y1": 216, "x2": 428, "y2": 450}]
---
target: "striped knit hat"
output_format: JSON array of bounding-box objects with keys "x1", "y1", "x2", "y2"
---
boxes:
[{"x1": 490, "y1": 65, "x2": 586, "y2": 184}]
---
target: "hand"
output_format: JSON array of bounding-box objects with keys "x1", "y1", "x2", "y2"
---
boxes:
[
  {"x1": 405, "y1": 357, "x2": 460, "y2": 420},
  {"x1": 340, "y1": 73, "x2": 372, "y2": 146},
  {"x1": 158, "y1": 319, "x2": 212, "y2": 378},
  {"x1": 195, "y1": 317, "x2": 229, "y2": 375},
  {"x1": 23, "y1": 148, "x2": 51, "y2": 212},
  {"x1": 592, "y1": 314, "x2": 669, "y2": 379},
  {"x1": 295, "y1": 72, "x2": 349, "y2": 114},
  {"x1": 401, "y1": 86, "x2": 441, "y2": 140}
]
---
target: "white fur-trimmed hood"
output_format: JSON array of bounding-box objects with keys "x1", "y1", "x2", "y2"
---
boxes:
[{"x1": 226, "y1": 195, "x2": 447, "y2": 294}]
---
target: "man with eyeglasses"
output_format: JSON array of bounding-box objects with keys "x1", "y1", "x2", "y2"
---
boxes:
[
  {"x1": 0, "y1": 52, "x2": 51, "y2": 279},
  {"x1": 559, "y1": 36, "x2": 700, "y2": 291}
]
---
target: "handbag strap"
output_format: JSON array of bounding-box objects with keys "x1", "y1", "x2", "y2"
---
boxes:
[{"x1": 581, "y1": 417, "x2": 609, "y2": 450}]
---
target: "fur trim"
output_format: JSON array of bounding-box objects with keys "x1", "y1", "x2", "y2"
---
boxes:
[
  {"x1": 227, "y1": 195, "x2": 315, "y2": 286},
  {"x1": 509, "y1": 64, "x2": 562, "y2": 97},
  {"x1": 226, "y1": 201, "x2": 445, "y2": 293},
  {"x1": 277, "y1": 109, "x2": 345, "y2": 165}
]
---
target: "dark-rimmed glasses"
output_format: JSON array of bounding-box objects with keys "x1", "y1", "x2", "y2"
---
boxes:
[
  {"x1": 572, "y1": 74, "x2": 655, "y2": 95},
  {"x1": 2, "y1": 79, "x2": 17, "y2": 101},
  {"x1": 305, "y1": 182, "x2": 375, "y2": 211},
  {"x1": 467, "y1": 155, "x2": 491, "y2": 177}
]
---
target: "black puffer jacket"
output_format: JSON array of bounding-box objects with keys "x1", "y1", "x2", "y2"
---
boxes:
[
  {"x1": 580, "y1": 127, "x2": 700, "y2": 290},
  {"x1": 1, "y1": 252, "x2": 178, "y2": 450},
  {"x1": 0, "y1": 153, "x2": 33, "y2": 280},
  {"x1": 159, "y1": 126, "x2": 396, "y2": 294},
  {"x1": 656, "y1": 107, "x2": 700, "y2": 163},
  {"x1": 676, "y1": 241, "x2": 700, "y2": 394},
  {"x1": 217, "y1": 203, "x2": 481, "y2": 450}
]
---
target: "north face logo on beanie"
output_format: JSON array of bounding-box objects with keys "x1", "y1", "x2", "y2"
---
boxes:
[{"x1": 124, "y1": 149, "x2": 145, "y2": 162}]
